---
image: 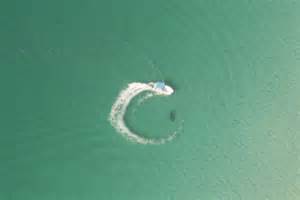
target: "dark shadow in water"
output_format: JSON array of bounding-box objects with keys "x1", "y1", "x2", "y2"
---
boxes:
[{"x1": 169, "y1": 110, "x2": 176, "y2": 122}]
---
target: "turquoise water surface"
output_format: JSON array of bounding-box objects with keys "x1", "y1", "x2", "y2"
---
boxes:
[{"x1": 1, "y1": 0, "x2": 300, "y2": 199}]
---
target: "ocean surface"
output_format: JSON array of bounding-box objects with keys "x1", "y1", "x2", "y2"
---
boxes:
[{"x1": 1, "y1": 0, "x2": 300, "y2": 199}]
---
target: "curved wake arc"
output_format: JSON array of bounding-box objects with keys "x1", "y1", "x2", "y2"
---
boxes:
[{"x1": 109, "y1": 82, "x2": 181, "y2": 145}]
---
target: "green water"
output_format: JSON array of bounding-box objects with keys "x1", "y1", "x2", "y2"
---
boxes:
[{"x1": 1, "y1": 0, "x2": 300, "y2": 199}]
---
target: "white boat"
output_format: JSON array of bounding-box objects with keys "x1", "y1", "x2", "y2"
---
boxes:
[{"x1": 148, "y1": 81, "x2": 174, "y2": 95}]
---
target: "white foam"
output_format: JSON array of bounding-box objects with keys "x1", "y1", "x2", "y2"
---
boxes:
[{"x1": 109, "y1": 82, "x2": 182, "y2": 145}]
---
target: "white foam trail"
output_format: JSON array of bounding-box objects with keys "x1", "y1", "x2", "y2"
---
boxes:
[{"x1": 109, "y1": 82, "x2": 181, "y2": 145}]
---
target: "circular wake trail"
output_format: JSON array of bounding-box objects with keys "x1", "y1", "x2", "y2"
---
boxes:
[{"x1": 109, "y1": 82, "x2": 180, "y2": 145}]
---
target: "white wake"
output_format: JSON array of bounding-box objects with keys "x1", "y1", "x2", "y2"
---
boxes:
[{"x1": 109, "y1": 82, "x2": 182, "y2": 145}]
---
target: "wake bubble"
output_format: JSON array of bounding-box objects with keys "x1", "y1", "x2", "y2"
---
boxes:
[{"x1": 109, "y1": 82, "x2": 183, "y2": 145}]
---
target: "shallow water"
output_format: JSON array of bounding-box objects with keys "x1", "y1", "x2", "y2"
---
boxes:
[{"x1": 1, "y1": 0, "x2": 300, "y2": 199}]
